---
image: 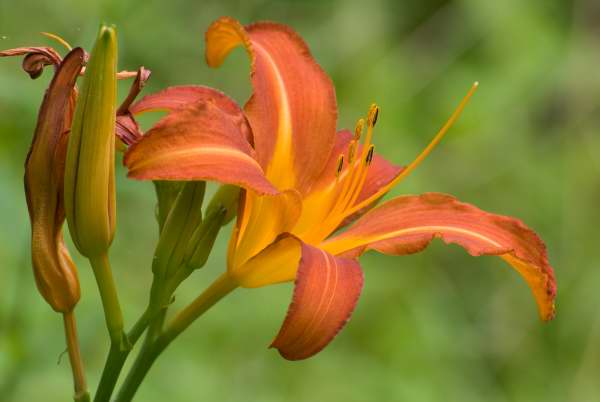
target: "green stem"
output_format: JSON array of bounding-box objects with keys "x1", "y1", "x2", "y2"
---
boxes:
[
  {"x1": 89, "y1": 253, "x2": 126, "y2": 347},
  {"x1": 63, "y1": 311, "x2": 90, "y2": 402},
  {"x1": 114, "y1": 273, "x2": 237, "y2": 402},
  {"x1": 93, "y1": 309, "x2": 151, "y2": 402}
]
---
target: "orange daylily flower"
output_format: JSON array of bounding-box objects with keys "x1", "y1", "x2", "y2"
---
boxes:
[{"x1": 124, "y1": 17, "x2": 556, "y2": 360}]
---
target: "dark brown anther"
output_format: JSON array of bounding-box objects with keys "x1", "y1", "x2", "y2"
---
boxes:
[
  {"x1": 365, "y1": 145, "x2": 375, "y2": 165},
  {"x1": 335, "y1": 154, "x2": 344, "y2": 178}
]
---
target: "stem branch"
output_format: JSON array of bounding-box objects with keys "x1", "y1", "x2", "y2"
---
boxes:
[
  {"x1": 114, "y1": 273, "x2": 237, "y2": 402},
  {"x1": 93, "y1": 309, "x2": 151, "y2": 402},
  {"x1": 89, "y1": 253, "x2": 126, "y2": 347},
  {"x1": 63, "y1": 311, "x2": 90, "y2": 402}
]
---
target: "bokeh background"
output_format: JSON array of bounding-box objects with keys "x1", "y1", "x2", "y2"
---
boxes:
[{"x1": 1, "y1": 0, "x2": 599, "y2": 401}]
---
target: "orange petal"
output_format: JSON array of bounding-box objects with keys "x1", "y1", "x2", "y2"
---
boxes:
[
  {"x1": 206, "y1": 17, "x2": 337, "y2": 193},
  {"x1": 323, "y1": 193, "x2": 556, "y2": 321},
  {"x1": 129, "y1": 85, "x2": 244, "y2": 119},
  {"x1": 271, "y1": 242, "x2": 364, "y2": 360},
  {"x1": 124, "y1": 96, "x2": 276, "y2": 195},
  {"x1": 119, "y1": 84, "x2": 253, "y2": 146}
]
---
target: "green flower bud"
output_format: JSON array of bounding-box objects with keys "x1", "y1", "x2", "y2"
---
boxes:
[
  {"x1": 184, "y1": 206, "x2": 226, "y2": 270},
  {"x1": 153, "y1": 181, "x2": 184, "y2": 233},
  {"x1": 65, "y1": 25, "x2": 117, "y2": 258},
  {"x1": 205, "y1": 184, "x2": 239, "y2": 225},
  {"x1": 153, "y1": 181, "x2": 206, "y2": 278}
]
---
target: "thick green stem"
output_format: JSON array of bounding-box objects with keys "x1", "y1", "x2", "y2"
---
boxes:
[
  {"x1": 63, "y1": 311, "x2": 90, "y2": 402},
  {"x1": 114, "y1": 273, "x2": 237, "y2": 402},
  {"x1": 89, "y1": 253, "x2": 126, "y2": 347},
  {"x1": 93, "y1": 309, "x2": 151, "y2": 402}
]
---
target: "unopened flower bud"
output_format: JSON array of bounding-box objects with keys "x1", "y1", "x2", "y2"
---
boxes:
[
  {"x1": 184, "y1": 206, "x2": 226, "y2": 270},
  {"x1": 153, "y1": 181, "x2": 184, "y2": 233},
  {"x1": 65, "y1": 25, "x2": 118, "y2": 258},
  {"x1": 153, "y1": 181, "x2": 206, "y2": 278},
  {"x1": 205, "y1": 184, "x2": 240, "y2": 225}
]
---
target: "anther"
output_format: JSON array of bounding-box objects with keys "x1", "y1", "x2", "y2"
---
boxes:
[
  {"x1": 347, "y1": 141, "x2": 357, "y2": 163},
  {"x1": 367, "y1": 104, "x2": 379, "y2": 127},
  {"x1": 335, "y1": 154, "x2": 344, "y2": 178},
  {"x1": 354, "y1": 118, "x2": 365, "y2": 140},
  {"x1": 365, "y1": 145, "x2": 375, "y2": 165}
]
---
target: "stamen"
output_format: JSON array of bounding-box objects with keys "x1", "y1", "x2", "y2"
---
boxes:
[
  {"x1": 344, "y1": 145, "x2": 375, "y2": 211},
  {"x1": 327, "y1": 105, "x2": 379, "y2": 226},
  {"x1": 40, "y1": 32, "x2": 73, "y2": 51},
  {"x1": 335, "y1": 154, "x2": 344, "y2": 179},
  {"x1": 347, "y1": 140, "x2": 357, "y2": 164},
  {"x1": 365, "y1": 145, "x2": 375, "y2": 165},
  {"x1": 356, "y1": 103, "x2": 378, "y2": 169},
  {"x1": 367, "y1": 104, "x2": 379, "y2": 127},
  {"x1": 345, "y1": 82, "x2": 479, "y2": 217},
  {"x1": 354, "y1": 118, "x2": 365, "y2": 140}
]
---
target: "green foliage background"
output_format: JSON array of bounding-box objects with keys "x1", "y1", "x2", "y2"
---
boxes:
[{"x1": 0, "y1": 0, "x2": 598, "y2": 401}]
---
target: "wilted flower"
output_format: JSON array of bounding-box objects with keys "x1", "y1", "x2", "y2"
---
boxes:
[{"x1": 1, "y1": 46, "x2": 85, "y2": 313}]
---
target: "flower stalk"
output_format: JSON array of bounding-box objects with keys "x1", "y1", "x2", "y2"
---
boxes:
[
  {"x1": 63, "y1": 311, "x2": 90, "y2": 402},
  {"x1": 114, "y1": 273, "x2": 237, "y2": 402}
]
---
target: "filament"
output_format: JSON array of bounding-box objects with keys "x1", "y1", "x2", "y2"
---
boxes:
[
  {"x1": 343, "y1": 82, "x2": 479, "y2": 217},
  {"x1": 41, "y1": 32, "x2": 73, "y2": 51}
]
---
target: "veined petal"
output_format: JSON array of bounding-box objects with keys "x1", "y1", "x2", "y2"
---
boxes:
[
  {"x1": 119, "y1": 84, "x2": 252, "y2": 146},
  {"x1": 206, "y1": 17, "x2": 338, "y2": 194},
  {"x1": 130, "y1": 85, "x2": 246, "y2": 122},
  {"x1": 323, "y1": 193, "x2": 556, "y2": 321},
  {"x1": 271, "y1": 242, "x2": 364, "y2": 360},
  {"x1": 124, "y1": 98, "x2": 276, "y2": 195}
]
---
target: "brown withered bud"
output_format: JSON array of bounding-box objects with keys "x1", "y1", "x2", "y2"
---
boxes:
[
  {"x1": 0, "y1": 46, "x2": 62, "y2": 78},
  {"x1": 115, "y1": 66, "x2": 151, "y2": 146},
  {"x1": 23, "y1": 48, "x2": 85, "y2": 312}
]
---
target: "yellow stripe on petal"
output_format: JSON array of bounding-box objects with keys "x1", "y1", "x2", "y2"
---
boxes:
[
  {"x1": 231, "y1": 189, "x2": 302, "y2": 270},
  {"x1": 231, "y1": 236, "x2": 301, "y2": 288},
  {"x1": 206, "y1": 17, "x2": 338, "y2": 194},
  {"x1": 124, "y1": 100, "x2": 277, "y2": 195},
  {"x1": 128, "y1": 146, "x2": 263, "y2": 174}
]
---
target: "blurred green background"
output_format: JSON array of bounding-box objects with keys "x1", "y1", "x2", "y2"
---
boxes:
[{"x1": 0, "y1": 0, "x2": 598, "y2": 401}]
